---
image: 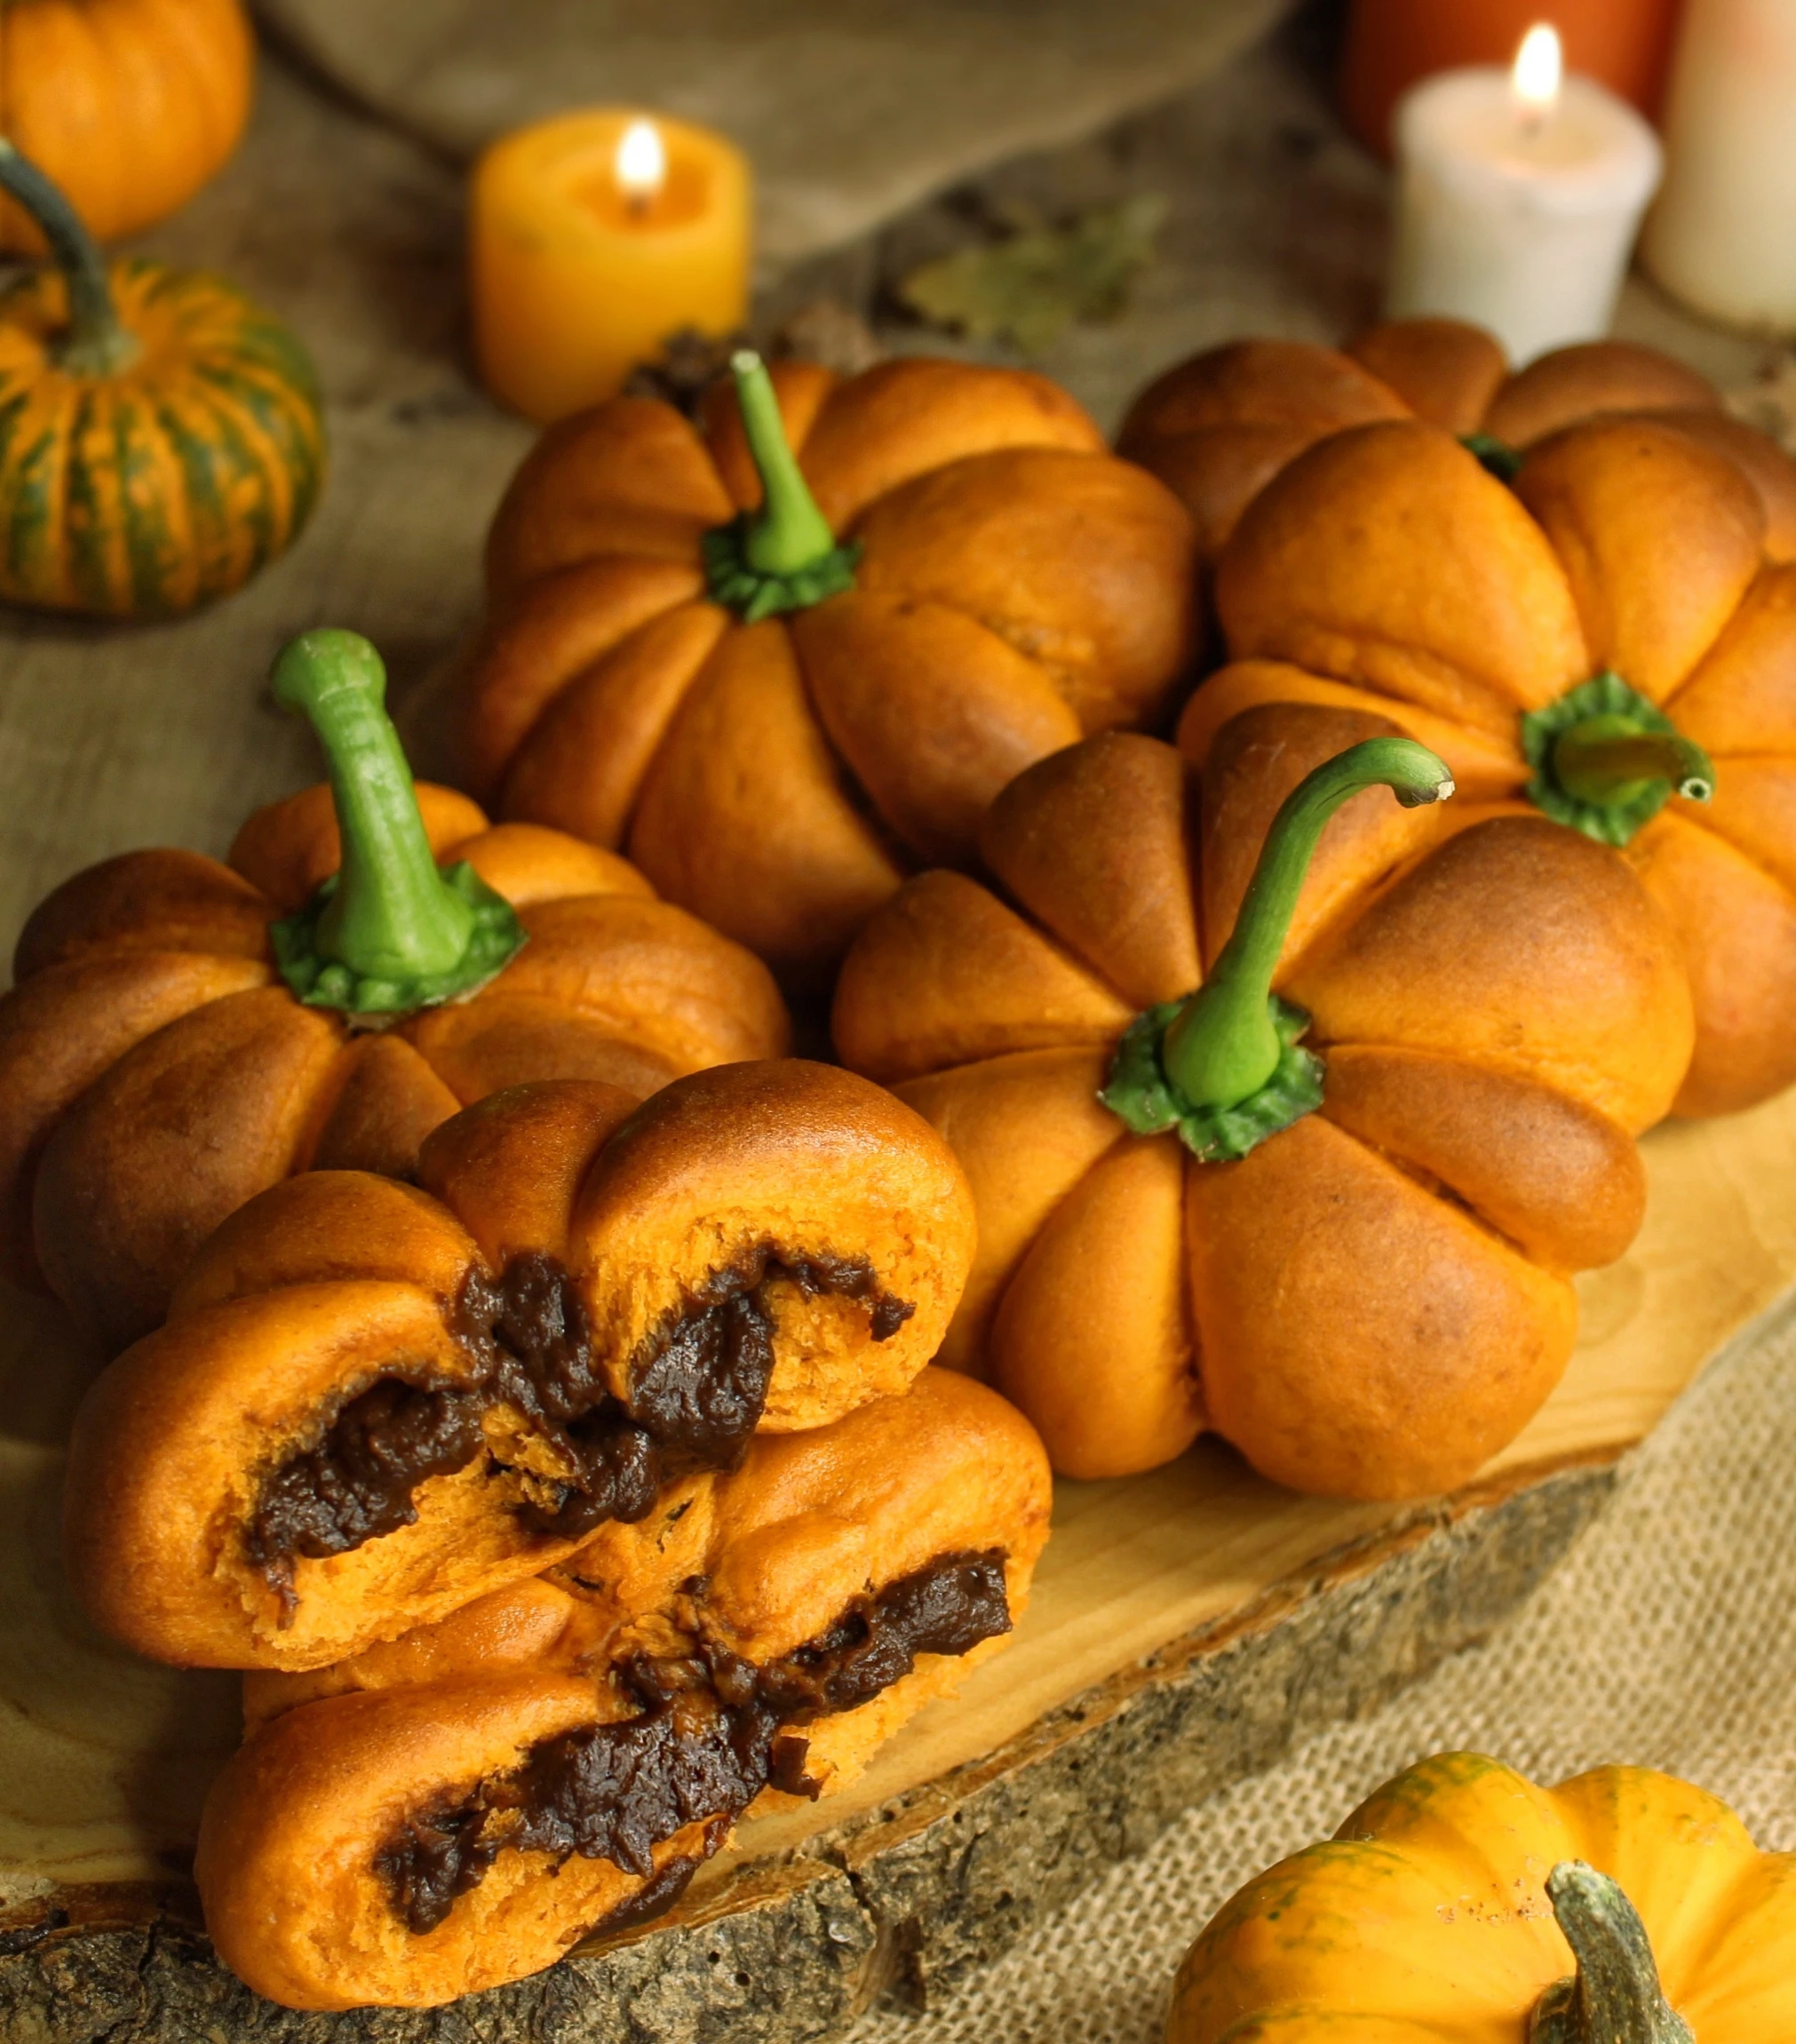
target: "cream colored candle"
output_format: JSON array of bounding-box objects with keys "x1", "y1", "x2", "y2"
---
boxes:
[
  {"x1": 1387, "y1": 26, "x2": 1663, "y2": 362},
  {"x1": 1644, "y1": 0, "x2": 1796, "y2": 330},
  {"x1": 472, "y1": 108, "x2": 751, "y2": 425}
]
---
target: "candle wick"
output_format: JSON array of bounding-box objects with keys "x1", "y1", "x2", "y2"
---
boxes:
[{"x1": 627, "y1": 191, "x2": 651, "y2": 220}]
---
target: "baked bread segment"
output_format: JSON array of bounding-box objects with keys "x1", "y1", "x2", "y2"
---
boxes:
[
  {"x1": 0, "y1": 777, "x2": 791, "y2": 1351},
  {"x1": 569, "y1": 1061, "x2": 977, "y2": 1432},
  {"x1": 203, "y1": 1369, "x2": 1051, "y2": 2008},
  {"x1": 63, "y1": 1069, "x2": 978, "y2": 1671}
]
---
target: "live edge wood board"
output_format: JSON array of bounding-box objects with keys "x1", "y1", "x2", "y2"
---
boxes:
[{"x1": 3, "y1": 1087, "x2": 1794, "y2": 2042}]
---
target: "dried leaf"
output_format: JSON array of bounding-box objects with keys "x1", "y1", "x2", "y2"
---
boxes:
[{"x1": 897, "y1": 192, "x2": 1167, "y2": 354}]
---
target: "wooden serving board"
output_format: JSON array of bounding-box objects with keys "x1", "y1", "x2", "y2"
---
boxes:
[{"x1": 2, "y1": 1088, "x2": 1793, "y2": 2042}]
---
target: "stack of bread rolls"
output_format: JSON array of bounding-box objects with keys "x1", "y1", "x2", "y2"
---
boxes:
[{"x1": 60, "y1": 1064, "x2": 1051, "y2": 2008}]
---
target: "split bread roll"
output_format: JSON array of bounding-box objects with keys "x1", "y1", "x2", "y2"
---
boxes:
[
  {"x1": 202, "y1": 1368, "x2": 1052, "y2": 2009},
  {"x1": 63, "y1": 1063, "x2": 976, "y2": 1671}
]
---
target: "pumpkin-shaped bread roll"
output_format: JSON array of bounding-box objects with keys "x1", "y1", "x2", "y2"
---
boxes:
[
  {"x1": 834, "y1": 710, "x2": 1691, "y2": 1499},
  {"x1": 63, "y1": 1065, "x2": 976, "y2": 1671},
  {"x1": 461, "y1": 349, "x2": 1198, "y2": 981},
  {"x1": 1180, "y1": 412, "x2": 1796, "y2": 1115},
  {"x1": 1120, "y1": 316, "x2": 1796, "y2": 566},
  {"x1": 202, "y1": 1369, "x2": 1051, "y2": 2009},
  {"x1": 0, "y1": 630, "x2": 788, "y2": 1353}
]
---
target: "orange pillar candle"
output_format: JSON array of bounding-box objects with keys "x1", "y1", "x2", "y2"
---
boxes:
[
  {"x1": 471, "y1": 108, "x2": 751, "y2": 425},
  {"x1": 1341, "y1": 0, "x2": 1682, "y2": 158}
]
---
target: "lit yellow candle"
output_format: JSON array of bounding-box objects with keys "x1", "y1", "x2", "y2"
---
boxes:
[{"x1": 471, "y1": 108, "x2": 751, "y2": 425}]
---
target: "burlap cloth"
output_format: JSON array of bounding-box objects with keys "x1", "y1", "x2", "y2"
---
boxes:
[
  {"x1": 250, "y1": 0, "x2": 1290, "y2": 274},
  {"x1": 850, "y1": 1294, "x2": 1796, "y2": 2043}
]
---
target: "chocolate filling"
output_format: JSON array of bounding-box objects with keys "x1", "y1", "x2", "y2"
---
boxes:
[
  {"x1": 246, "y1": 1246, "x2": 914, "y2": 1590},
  {"x1": 376, "y1": 1548, "x2": 1010, "y2": 1937},
  {"x1": 245, "y1": 1379, "x2": 487, "y2": 1594}
]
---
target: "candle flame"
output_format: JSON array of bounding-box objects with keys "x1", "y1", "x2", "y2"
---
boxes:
[
  {"x1": 616, "y1": 117, "x2": 666, "y2": 203},
  {"x1": 1511, "y1": 23, "x2": 1562, "y2": 115}
]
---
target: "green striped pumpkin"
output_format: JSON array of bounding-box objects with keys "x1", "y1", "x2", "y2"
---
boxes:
[{"x1": 0, "y1": 140, "x2": 324, "y2": 618}]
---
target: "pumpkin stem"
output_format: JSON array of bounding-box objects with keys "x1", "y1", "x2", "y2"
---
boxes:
[
  {"x1": 701, "y1": 351, "x2": 861, "y2": 622},
  {"x1": 1461, "y1": 431, "x2": 1524, "y2": 482},
  {"x1": 0, "y1": 139, "x2": 140, "y2": 377},
  {"x1": 1553, "y1": 723, "x2": 1713, "y2": 808},
  {"x1": 1100, "y1": 737, "x2": 1454, "y2": 1162},
  {"x1": 1528, "y1": 1861, "x2": 1694, "y2": 2044},
  {"x1": 1522, "y1": 672, "x2": 1714, "y2": 847},
  {"x1": 266, "y1": 630, "x2": 526, "y2": 1019}
]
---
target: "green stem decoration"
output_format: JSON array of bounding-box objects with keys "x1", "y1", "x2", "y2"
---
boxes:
[
  {"x1": 1461, "y1": 431, "x2": 1524, "y2": 483},
  {"x1": 1101, "y1": 736, "x2": 1454, "y2": 1163},
  {"x1": 0, "y1": 138, "x2": 140, "y2": 377},
  {"x1": 267, "y1": 630, "x2": 526, "y2": 1019},
  {"x1": 1522, "y1": 672, "x2": 1715, "y2": 847},
  {"x1": 702, "y1": 350, "x2": 860, "y2": 622},
  {"x1": 1528, "y1": 1862, "x2": 1694, "y2": 2044}
]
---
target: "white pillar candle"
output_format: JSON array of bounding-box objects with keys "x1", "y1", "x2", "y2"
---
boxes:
[
  {"x1": 1642, "y1": 0, "x2": 1796, "y2": 331},
  {"x1": 1386, "y1": 27, "x2": 1664, "y2": 364}
]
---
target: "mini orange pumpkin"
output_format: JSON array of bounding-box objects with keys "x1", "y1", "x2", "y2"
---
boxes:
[
  {"x1": 1179, "y1": 412, "x2": 1796, "y2": 1117},
  {"x1": 1170, "y1": 1751, "x2": 1796, "y2": 2042},
  {"x1": 833, "y1": 709, "x2": 1689, "y2": 1499},
  {"x1": 0, "y1": 631, "x2": 788, "y2": 1349},
  {"x1": 0, "y1": 0, "x2": 253, "y2": 254},
  {"x1": 460, "y1": 349, "x2": 1199, "y2": 980},
  {"x1": 1119, "y1": 315, "x2": 1796, "y2": 568}
]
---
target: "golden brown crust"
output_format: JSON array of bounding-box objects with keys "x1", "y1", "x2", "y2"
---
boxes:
[
  {"x1": 894, "y1": 1047, "x2": 1120, "y2": 1377},
  {"x1": 415, "y1": 1079, "x2": 641, "y2": 1271},
  {"x1": 623, "y1": 617, "x2": 908, "y2": 980},
  {"x1": 834, "y1": 712, "x2": 1688, "y2": 1496},
  {"x1": 979, "y1": 731, "x2": 1201, "y2": 1009},
  {"x1": 1188, "y1": 1113, "x2": 1577, "y2": 1499},
  {"x1": 0, "y1": 783, "x2": 790, "y2": 1346},
  {"x1": 794, "y1": 591, "x2": 1084, "y2": 867},
  {"x1": 1482, "y1": 339, "x2": 1721, "y2": 449},
  {"x1": 1287, "y1": 812, "x2": 1694, "y2": 1135},
  {"x1": 33, "y1": 988, "x2": 348, "y2": 1350},
  {"x1": 197, "y1": 1674, "x2": 654, "y2": 2009},
  {"x1": 229, "y1": 783, "x2": 491, "y2": 913},
  {"x1": 1346, "y1": 317, "x2": 1506, "y2": 434},
  {"x1": 1652, "y1": 410, "x2": 1796, "y2": 564},
  {"x1": 13, "y1": 848, "x2": 269, "y2": 977},
  {"x1": 1626, "y1": 810, "x2": 1796, "y2": 1117},
  {"x1": 1197, "y1": 704, "x2": 1442, "y2": 972},
  {"x1": 483, "y1": 395, "x2": 732, "y2": 604},
  {"x1": 0, "y1": 950, "x2": 270, "y2": 1288},
  {"x1": 571, "y1": 1061, "x2": 976, "y2": 1429},
  {"x1": 1317, "y1": 1046, "x2": 1646, "y2": 1271},
  {"x1": 464, "y1": 359, "x2": 1197, "y2": 979},
  {"x1": 990, "y1": 1133, "x2": 1200, "y2": 1478},
  {"x1": 1117, "y1": 339, "x2": 1409, "y2": 563},
  {"x1": 831, "y1": 870, "x2": 1131, "y2": 1086},
  {"x1": 1217, "y1": 422, "x2": 1588, "y2": 734},
  {"x1": 1512, "y1": 419, "x2": 1765, "y2": 704}
]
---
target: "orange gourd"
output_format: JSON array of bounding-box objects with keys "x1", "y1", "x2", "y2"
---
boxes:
[
  {"x1": 0, "y1": 0, "x2": 254, "y2": 252},
  {"x1": 1171, "y1": 1751, "x2": 1796, "y2": 2042}
]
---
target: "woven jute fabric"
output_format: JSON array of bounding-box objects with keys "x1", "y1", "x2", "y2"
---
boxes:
[{"x1": 853, "y1": 1296, "x2": 1796, "y2": 2044}]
